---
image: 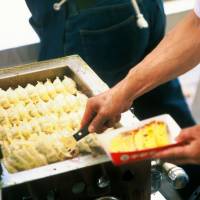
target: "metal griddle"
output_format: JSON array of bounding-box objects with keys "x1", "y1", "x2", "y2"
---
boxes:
[{"x1": 0, "y1": 55, "x2": 138, "y2": 188}]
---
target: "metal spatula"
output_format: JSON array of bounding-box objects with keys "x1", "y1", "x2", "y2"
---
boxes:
[{"x1": 73, "y1": 124, "x2": 90, "y2": 141}]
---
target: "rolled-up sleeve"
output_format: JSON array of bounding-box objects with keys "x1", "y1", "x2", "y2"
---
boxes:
[{"x1": 194, "y1": 0, "x2": 200, "y2": 18}]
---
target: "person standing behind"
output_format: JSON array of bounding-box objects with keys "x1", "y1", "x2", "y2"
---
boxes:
[{"x1": 25, "y1": 0, "x2": 196, "y2": 199}]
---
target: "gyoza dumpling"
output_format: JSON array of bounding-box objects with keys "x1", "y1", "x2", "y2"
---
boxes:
[
  {"x1": 28, "y1": 120, "x2": 41, "y2": 135},
  {"x1": 0, "y1": 126, "x2": 9, "y2": 141},
  {"x1": 63, "y1": 94, "x2": 79, "y2": 112},
  {"x1": 1, "y1": 141, "x2": 11, "y2": 157},
  {"x1": 8, "y1": 126, "x2": 24, "y2": 141},
  {"x1": 54, "y1": 94, "x2": 66, "y2": 109},
  {"x1": 25, "y1": 84, "x2": 41, "y2": 104},
  {"x1": 18, "y1": 123, "x2": 33, "y2": 139},
  {"x1": 59, "y1": 135, "x2": 79, "y2": 157},
  {"x1": 6, "y1": 87, "x2": 19, "y2": 105},
  {"x1": 15, "y1": 103, "x2": 31, "y2": 121},
  {"x1": 26, "y1": 102, "x2": 40, "y2": 118},
  {"x1": 7, "y1": 107, "x2": 20, "y2": 126},
  {"x1": 78, "y1": 140, "x2": 92, "y2": 154},
  {"x1": 47, "y1": 99, "x2": 63, "y2": 115},
  {"x1": 0, "y1": 107, "x2": 11, "y2": 127},
  {"x1": 58, "y1": 113, "x2": 73, "y2": 132},
  {"x1": 76, "y1": 92, "x2": 88, "y2": 108},
  {"x1": 44, "y1": 79, "x2": 57, "y2": 99},
  {"x1": 34, "y1": 133, "x2": 60, "y2": 163},
  {"x1": 21, "y1": 142, "x2": 48, "y2": 167},
  {"x1": 15, "y1": 141, "x2": 47, "y2": 169},
  {"x1": 62, "y1": 76, "x2": 77, "y2": 94},
  {"x1": 68, "y1": 111, "x2": 82, "y2": 131},
  {"x1": 0, "y1": 88, "x2": 11, "y2": 109},
  {"x1": 4, "y1": 141, "x2": 47, "y2": 171},
  {"x1": 5, "y1": 141, "x2": 31, "y2": 170},
  {"x1": 36, "y1": 101, "x2": 50, "y2": 116},
  {"x1": 54, "y1": 134, "x2": 78, "y2": 160},
  {"x1": 39, "y1": 115, "x2": 58, "y2": 134},
  {"x1": 35, "y1": 81, "x2": 50, "y2": 102},
  {"x1": 3, "y1": 159, "x2": 18, "y2": 173},
  {"x1": 53, "y1": 77, "x2": 66, "y2": 93},
  {"x1": 15, "y1": 86, "x2": 30, "y2": 104}
]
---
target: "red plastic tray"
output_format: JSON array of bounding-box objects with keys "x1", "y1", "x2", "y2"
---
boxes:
[{"x1": 97, "y1": 114, "x2": 182, "y2": 165}]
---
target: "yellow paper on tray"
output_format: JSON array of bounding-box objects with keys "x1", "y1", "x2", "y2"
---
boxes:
[{"x1": 109, "y1": 121, "x2": 170, "y2": 152}]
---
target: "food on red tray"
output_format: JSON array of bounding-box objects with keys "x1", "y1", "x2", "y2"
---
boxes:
[{"x1": 109, "y1": 121, "x2": 170, "y2": 152}]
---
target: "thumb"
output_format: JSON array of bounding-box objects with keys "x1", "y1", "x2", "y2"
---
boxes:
[
  {"x1": 176, "y1": 129, "x2": 193, "y2": 143},
  {"x1": 80, "y1": 100, "x2": 96, "y2": 129}
]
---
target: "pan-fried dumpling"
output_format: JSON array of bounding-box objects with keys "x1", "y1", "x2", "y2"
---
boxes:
[
  {"x1": 22, "y1": 142, "x2": 48, "y2": 167},
  {"x1": 58, "y1": 113, "x2": 73, "y2": 132},
  {"x1": 34, "y1": 134, "x2": 60, "y2": 163},
  {"x1": 0, "y1": 89, "x2": 11, "y2": 109},
  {"x1": 25, "y1": 84, "x2": 41, "y2": 104},
  {"x1": 59, "y1": 135, "x2": 79, "y2": 157},
  {"x1": 15, "y1": 86, "x2": 30, "y2": 104},
  {"x1": 28, "y1": 120, "x2": 41, "y2": 135},
  {"x1": 1, "y1": 141, "x2": 11, "y2": 157},
  {"x1": 8, "y1": 126, "x2": 24, "y2": 141},
  {"x1": 3, "y1": 141, "x2": 48, "y2": 171},
  {"x1": 76, "y1": 92, "x2": 88, "y2": 108},
  {"x1": 6, "y1": 87, "x2": 19, "y2": 105},
  {"x1": 7, "y1": 107, "x2": 20, "y2": 126},
  {"x1": 0, "y1": 126, "x2": 9, "y2": 141},
  {"x1": 0, "y1": 108, "x2": 11, "y2": 127},
  {"x1": 18, "y1": 123, "x2": 33, "y2": 139},
  {"x1": 36, "y1": 101, "x2": 50, "y2": 116},
  {"x1": 16, "y1": 103, "x2": 31, "y2": 122},
  {"x1": 54, "y1": 94, "x2": 66, "y2": 111},
  {"x1": 53, "y1": 77, "x2": 66, "y2": 93},
  {"x1": 39, "y1": 115, "x2": 58, "y2": 134},
  {"x1": 47, "y1": 99, "x2": 63, "y2": 115},
  {"x1": 26, "y1": 102, "x2": 40, "y2": 118},
  {"x1": 35, "y1": 82, "x2": 50, "y2": 102},
  {"x1": 62, "y1": 76, "x2": 77, "y2": 94},
  {"x1": 63, "y1": 94, "x2": 79, "y2": 112},
  {"x1": 7, "y1": 140, "x2": 29, "y2": 170},
  {"x1": 69, "y1": 111, "x2": 82, "y2": 131},
  {"x1": 3, "y1": 159, "x2": 18, "y2": 173},
  {"x1": 44, "y1": 79, "x2": 57, "y2": 99}
]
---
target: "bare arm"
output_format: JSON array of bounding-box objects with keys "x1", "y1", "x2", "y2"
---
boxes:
[{"x1": 124, "y1": 11, "x2": 200, "y2": 102}]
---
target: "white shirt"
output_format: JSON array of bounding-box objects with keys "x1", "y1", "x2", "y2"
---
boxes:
[{"x1": 194, "y1": 0, "x2": 200, "y2": 18}]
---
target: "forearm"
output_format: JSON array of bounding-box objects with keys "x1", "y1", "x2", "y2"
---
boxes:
[{"x1": 123, "y1": 11, "x2": 200, "y2": 102}]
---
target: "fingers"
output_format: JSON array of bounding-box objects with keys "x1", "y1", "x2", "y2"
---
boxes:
[
  {"x1": 88, "y1": 112, "x2": 109, "y2": 133},
  {"x1": 105, "y1": 115, "x2": 121, "y2": 128},
  {"x1": 88, "y1": 113, "x2": 121, "y2": 133},
  {"x1": 80, "y1": 99, "x2": 97, "y2": 129},
  {"x1": 153, "y1": 145, "x2": 188, "y2": 161},
  {"x1": 176, "y1": 129, "x2": 193, "y2": 142}
]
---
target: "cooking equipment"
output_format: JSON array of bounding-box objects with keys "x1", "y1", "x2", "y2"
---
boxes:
[{"x1": 0, "y1": 55, "x2": 138, "y2": 188}]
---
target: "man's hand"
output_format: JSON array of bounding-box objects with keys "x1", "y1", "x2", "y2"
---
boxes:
[
  {"x1": 81, "y1": 80, "x2": 133, "y2": 133},
  {"x1": 153, "y1": 125, "x2": 200, "y2": 165}
]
